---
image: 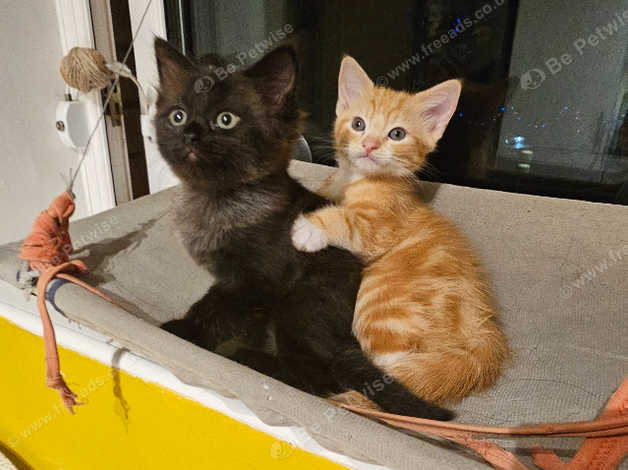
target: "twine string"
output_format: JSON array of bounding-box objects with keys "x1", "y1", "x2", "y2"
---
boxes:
[{"x1": 65, "y1": 0, "x2": 154, "y2": 194}]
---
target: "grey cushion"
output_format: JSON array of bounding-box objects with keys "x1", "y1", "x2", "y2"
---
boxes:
[{"x1": 0, "y1": 161, "x2": 626, "y2": 469}]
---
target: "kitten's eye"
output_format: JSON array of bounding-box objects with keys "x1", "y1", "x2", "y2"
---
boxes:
[
  {"x1": 216, "y1": 112, "x2": 240, "y2": 129},
  {"x1": 169, "y1": 109, "x2": 187, "y2": 126},
  {"x1": 388, "y1": 127, "x2": 407, "y2": 141},
  {"x1": 351, "y1": 117, "x2": 366, "y2": 131}
]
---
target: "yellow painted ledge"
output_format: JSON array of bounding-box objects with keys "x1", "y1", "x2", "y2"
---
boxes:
[{"x1": 0, "y1": 316, "x2": 347, "y2": 470}]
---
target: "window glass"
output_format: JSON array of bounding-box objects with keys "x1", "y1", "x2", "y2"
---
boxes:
[{"x1": 164, "y1": 0, "x2": 628, "y2": 205}]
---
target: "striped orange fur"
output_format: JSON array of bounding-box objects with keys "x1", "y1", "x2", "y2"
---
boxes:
[{"x1": 294, "y1": 56, "x2": 508, "y2": 404}]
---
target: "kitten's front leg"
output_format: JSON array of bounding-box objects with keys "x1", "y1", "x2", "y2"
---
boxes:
[
  {"x1": 317, "y1": 168, "x2": 351, "y2": 203},
  {"x1": 291, "y1": 214, "x2": 329, "y2": 252},
  {"x1": 162, "y1": 283, "x2": 263, "y2": 350},
  {"x1": 291, "y1": 206, "x2": 358, "y2": 254}
]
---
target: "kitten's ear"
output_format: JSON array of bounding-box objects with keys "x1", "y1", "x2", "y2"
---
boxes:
[
  {"x1": 336, "y1": 56, "x2": 374, "y2": 115},
  {"x1": 154, "y1": 37, "x2": 195, "y2": 93},
  {"x1": 415, "y1": 79, "x2": 462, "y2": 146},
  {"x1": 198, "y1": 53, "x2": 229, "y2": 69},
  {"x1": 198, "y1": 53, "x2": 233, "y2": 74},
  {"x1": 244, "y1": 46, "x2": 297, "y2": 112}
]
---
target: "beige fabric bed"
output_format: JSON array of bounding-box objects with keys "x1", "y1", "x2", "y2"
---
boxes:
[{"x1": 0, "y1": 161, "x2": 626, "y2": 469}]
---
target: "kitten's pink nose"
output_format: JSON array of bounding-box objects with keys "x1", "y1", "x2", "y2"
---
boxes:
[{"x1": 362, "y1": 138, "x2": 381, "y2": 155}]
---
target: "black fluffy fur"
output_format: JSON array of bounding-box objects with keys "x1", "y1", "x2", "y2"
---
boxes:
[{"x1": 154, "y1": 38, "x2": 452, "y2": 420}]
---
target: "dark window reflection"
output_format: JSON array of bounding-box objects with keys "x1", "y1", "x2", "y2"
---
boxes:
[{"x1": 165, "y1": 0, "x2": 628, "y2": 205}]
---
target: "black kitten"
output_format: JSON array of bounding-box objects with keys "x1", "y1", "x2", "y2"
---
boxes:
[{"x1": 154, "y1": 38, "x2": 452, "y2": 420}]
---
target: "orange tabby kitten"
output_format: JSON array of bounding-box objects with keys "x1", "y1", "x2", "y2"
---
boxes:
[{"x1": 292, "y1": 56, "x2": 508, "y2": 404}]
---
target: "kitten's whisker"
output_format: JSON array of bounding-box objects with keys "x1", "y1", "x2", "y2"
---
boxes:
[{"x1": 417, "y1": 161, "x2": 440, "y2": 179}]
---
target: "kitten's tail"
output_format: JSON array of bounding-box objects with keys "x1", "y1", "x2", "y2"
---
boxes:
[
  {"x1": 330, "y1": 342, "x2": 453, "y2": 420},
  {"x1": 383, "y1": 336, "x2": 508, "y2": 404}
]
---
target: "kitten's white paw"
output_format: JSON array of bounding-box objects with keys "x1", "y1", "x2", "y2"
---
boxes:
[{"x1": 291, "y1": 214, "x2": 328, "y2": 252}]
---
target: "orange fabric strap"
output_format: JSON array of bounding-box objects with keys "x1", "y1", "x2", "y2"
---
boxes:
[
  {"x1": 339, "y1": 375, "x2": 628, "y2": 470},
  {"x1": 531, "y1": 375, "x2": 628, "y2": 470},
  {"x1": 19, "y1": 192, "x2": 111, "y2": 413}
]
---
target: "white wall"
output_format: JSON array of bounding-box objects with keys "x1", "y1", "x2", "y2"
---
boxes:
[{"x1": 0, "y1": 1, "x2": 89, "y2": 244}]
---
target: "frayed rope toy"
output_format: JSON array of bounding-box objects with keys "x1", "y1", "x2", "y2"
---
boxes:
[{"x1": 19, "y1": 191, "x2": 112, "y2": 413}]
